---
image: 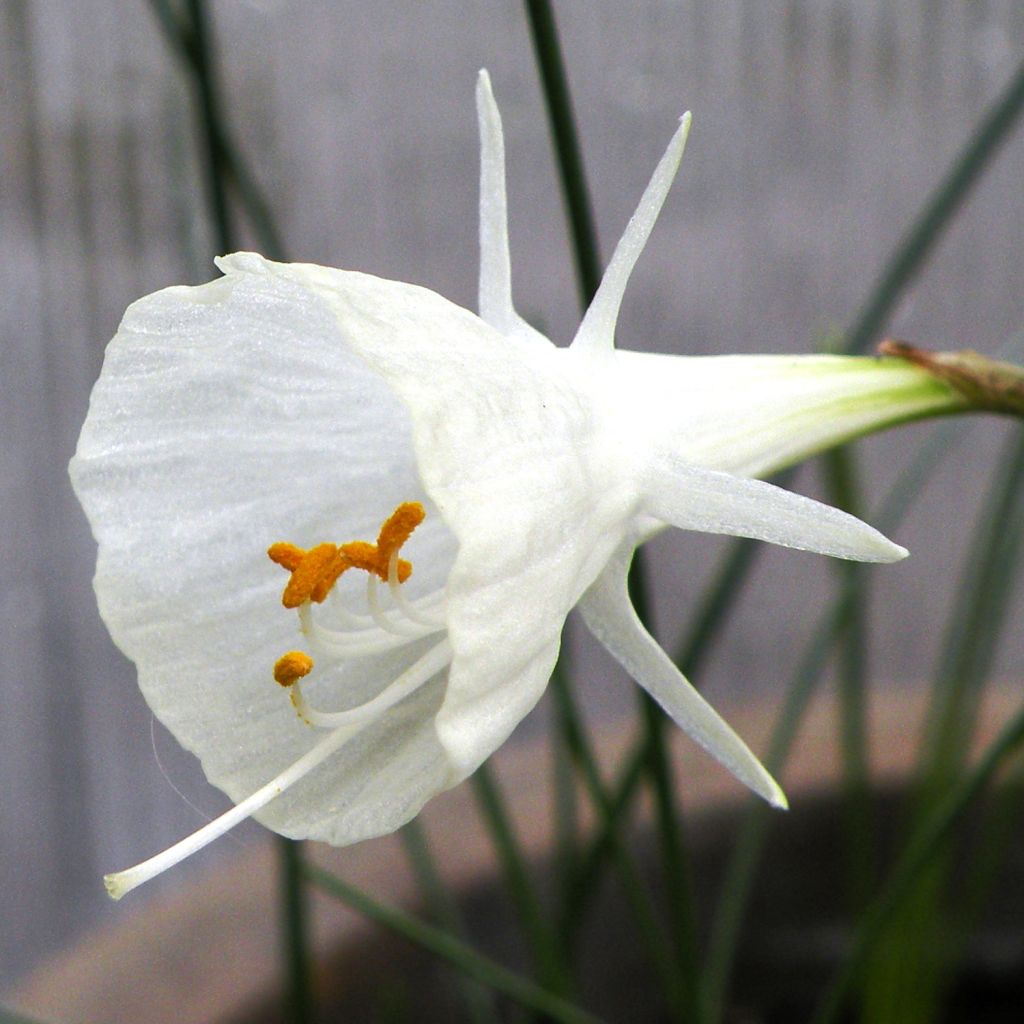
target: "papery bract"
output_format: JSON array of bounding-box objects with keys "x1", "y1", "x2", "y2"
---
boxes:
[{"x1": 71, "y1": 72, "x2": 962, "y2": 898}]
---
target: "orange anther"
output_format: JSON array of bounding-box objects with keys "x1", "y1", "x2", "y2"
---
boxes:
[
  {"x1": 273, "y1": 650, "x2": 314, "y2": 687},
  {"x1": 310, "y1": 548, "x2": 352, "y2": 603},
  {"x1": 267, "y1": 542, "x2": 305, "y2": 572},
  {"x1": 377, "y1": 502, "x2": 426, "y2": 560},
  {"x1": 269, "y1": 502, "x2": 426, "y2": 605},
  {"x1": 281, "y1": 543, "x2": 340, "y2": 609}
]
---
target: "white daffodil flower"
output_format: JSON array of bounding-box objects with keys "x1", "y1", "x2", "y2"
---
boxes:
[{"x1": 71, "y1": 71, "x2": 962, "y2": 899}]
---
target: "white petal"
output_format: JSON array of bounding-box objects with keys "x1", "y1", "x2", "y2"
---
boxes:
[
  {"x1": 572, "y1": 113, "x2": 691, "y2": 355},
  {"x1": 476, "y1": 69, "x2": 515, "y2": 334},
  {"x1": 474, "y1": 71, "x2": 553, "y2": 351},
  {"x1": 579, "y1": 544, "x2": 786, "y2": 808},
  {"x1": 643, "y1": 452, "x2": 907, "y2": 562},
  {"x1": 71, "y1": 264, "x2": 458, "y2": 844}
]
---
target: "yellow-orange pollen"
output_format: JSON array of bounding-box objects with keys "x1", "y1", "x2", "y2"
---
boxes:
[
  {"x1": 273, "y1": 650, "x2": 314, "y2": 687},
  {"x1": 267, "y1": 502, "x2": 427, "y2": 683},
  {"x1": 268, "y1": 501, "x2": 425, "y2": 609}
]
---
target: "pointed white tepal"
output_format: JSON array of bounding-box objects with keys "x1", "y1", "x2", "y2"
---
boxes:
[
  {"x1": 572, "y1": 112, "x2": 692, "y2": 354},
  {"x1": 476, "y1": 69, "x2": 516, "y2": 334}
]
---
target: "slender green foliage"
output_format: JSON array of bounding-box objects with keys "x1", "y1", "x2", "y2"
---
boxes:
[
  {"x1": 471, "y1": 766, "x2": 573, "y2": 998},
  {"x1": 277, "y1": 838, "x2": 313, "y2": 1024},
  {"x1": 844, "y1": 57, "x2": 1024, "y2": 355},
  {"x1": 547, "y1": 661, "x2": 688, "y2": 1018},
  {"x1": 550, "y1": 715, "x2": 581, "y2": 903},
  {"x1": 399, "y1": 821, "x2": 498, "y2": 1023},
  {"x1": 148, "y1": 0, "x2": 286, "y2": 259},
  {"x1": 305, "y1": 864, "x2": 602, "y2": 1024},
  {"x1": 859, "y1": 430, "x2": 1024, "y2": 1023},
  {"x1": 812, "y1": 695, "x2": 1024, "y2": 1024},
  {"x1": 821, "y1": 448, "x2": 876, "y2": 913},
  {"x1": 523, "y1": 0, "x2": 602, "y2": 305},
  {"x1": 701, "y1": 418, "x2": 979, "y2": 1020},
  {"x1": 183, "y1": 0, "x2": 235, "y2": 252}
]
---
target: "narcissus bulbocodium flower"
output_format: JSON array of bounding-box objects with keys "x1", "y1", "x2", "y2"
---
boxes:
[{"x1": 72, "y1": 71, "x2": 967, "y2": 899}]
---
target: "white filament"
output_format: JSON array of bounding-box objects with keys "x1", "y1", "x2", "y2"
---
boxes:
[
  {"x1": 388, "y1": 550, "x2": 446, "y2": 628},
  {"x1": 298, "y1": 552, "x2": 447, "y2": 658},
  {"x1": 299, "y1": 597, "x2": 445, "y2": 658},
  {"x1": 290, "y1": 639, "x2": 451, "y2": 729},
  {"x1": 366, "y1": 575, "x2": 426, "y2": 637}
]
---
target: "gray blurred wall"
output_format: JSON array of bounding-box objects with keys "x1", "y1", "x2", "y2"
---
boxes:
[{"x1": 3, "y1": 0, "x2": 1024, "y2": 992}]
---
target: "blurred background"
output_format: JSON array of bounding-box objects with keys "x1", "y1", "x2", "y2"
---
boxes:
[{"x1": 3, "y1": 0, "x2": 1024, "y2": 1009}]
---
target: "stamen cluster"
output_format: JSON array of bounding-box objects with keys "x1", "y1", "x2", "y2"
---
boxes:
[
  {"x1": 268, "y1": 500, "x2": 425, "y2": 609},
  {"x1": 268, "y1": 502, "x2": 449, "y2": 724}
]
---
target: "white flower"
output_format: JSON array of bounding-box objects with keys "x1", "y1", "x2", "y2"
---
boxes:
[{"x1": 71, "y1": 71, "x2": 957, "y2": 899}]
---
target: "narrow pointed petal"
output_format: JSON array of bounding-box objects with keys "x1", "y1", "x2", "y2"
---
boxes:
[
  {"x1": 579, "y1": 546, "x2": 786, "y2": 808},
  {"x1": 573, "y1": 113, "x2": 692, "y2": 354},
  {"x1": 644, "y1": 453, "x2": 907, "y2": 562},
  {"x1": 476, "y1": 70, "x2": 515, "y2": 334}
]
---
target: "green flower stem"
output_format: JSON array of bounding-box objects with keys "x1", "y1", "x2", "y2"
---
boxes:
[
  {"x1": 470, "y1": 765, "x2": 572, "y2": 999},
  {"x1": 277, "y1": 837, "x2": 313, "y2": 1024},
  {"x1": 551, "y1": 711, "x2": 581, "y2": 899},
  {"x1": 182, "y1": 0, "x2": 234, "y2": 252},
  {"x1": 523, "y1": 0, "x2": 602, "y2": 305},
  {"x1": 399, "y1": 820, "x2": 498, "y2": 1023},
  {"x1": 844, "y1": 57, "x2": 1024, "y2": 355},
  {"x1": 147, "y1": 0, "x2": 286, "y2": 260},
  {"x1": 821, "y1": 448, "x2": 876, "y2": 914},
  {"x1": 635, "y1": 704, "x2": 700, "y2": 1023},
  {"x1": 810, "y1": 697, "x2": 1024, "y2": 1024},
  {"x1": 305, "y1": 863, "x2": 602, "y2": 1024}
]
